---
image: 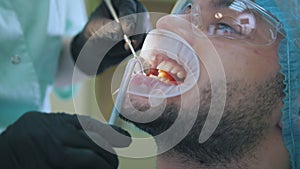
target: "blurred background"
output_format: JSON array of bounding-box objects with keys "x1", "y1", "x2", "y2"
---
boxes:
[{"x1": 50, "y1": 0, "x2": 176, "y2": 121}]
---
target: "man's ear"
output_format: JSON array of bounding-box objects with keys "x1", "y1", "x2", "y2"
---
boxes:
[
  {"x1": 277, "y1": 115, "x2": 300, "y2": 130},
  {"x1": 277, "y1": 120, "x2": 283, "y2": 130}
]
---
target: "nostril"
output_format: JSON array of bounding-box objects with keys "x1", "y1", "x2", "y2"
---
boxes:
[
  {"x1": 182, "y1": 3, "x2": 193, "y2": 15},
  {"x1": 172, "y1": 2, "x2": 193, "y2": 15}
]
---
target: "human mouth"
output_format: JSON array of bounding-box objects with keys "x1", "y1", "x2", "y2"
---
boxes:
[
  {"x1": 145, "y1": 53, "x2": 187, "y2": 85},
  {"x1": 128, "y1": 29, "x2": 200, "y2": 98}
]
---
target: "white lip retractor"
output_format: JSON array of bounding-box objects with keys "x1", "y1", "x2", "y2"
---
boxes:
[
  {"x1": 128, "y1": 29, "x2": 201, "y2": 98},
  {"x1": 109, "y1": 29, "x2": 201, "y2": 125}
]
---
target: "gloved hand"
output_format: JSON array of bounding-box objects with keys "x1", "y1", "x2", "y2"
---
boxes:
[
  {"x1": 0, "y1": 111, "x2": 131, "y2": 169},
  {"x1": 71, "y1": 0, "x2": 151, "y2": 75}
]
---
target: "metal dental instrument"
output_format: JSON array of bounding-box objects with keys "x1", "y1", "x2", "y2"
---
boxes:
[
  {"x1": 104, "y1": 0, "x2": 143, "y2": 60},
  {"x1": 104, "y1": 0, "x2": 144, "y2": 125}
]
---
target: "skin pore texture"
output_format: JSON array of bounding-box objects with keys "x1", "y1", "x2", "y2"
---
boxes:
[{"x1": 120, "y1": 0, "x2": 290, "y2": 168}]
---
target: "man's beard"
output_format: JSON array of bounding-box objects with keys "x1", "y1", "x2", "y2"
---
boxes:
[{"x1": 121, "y1": 73, "x2": 285, "y2": 167}]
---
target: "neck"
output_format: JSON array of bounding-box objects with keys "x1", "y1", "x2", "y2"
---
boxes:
[
  {"x1": 156, "y1": 154, "x2": 199, "y2": 169},
  {"x1": 156, "y1": 126, "x2": 289, "y2": 169}
]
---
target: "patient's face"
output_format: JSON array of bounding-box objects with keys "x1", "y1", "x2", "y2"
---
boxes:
[{"x1": 121, "y1": 0, "x2": 285, "y2": 165}]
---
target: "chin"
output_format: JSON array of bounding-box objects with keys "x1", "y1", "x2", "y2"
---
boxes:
[{"x1": 121, "y1": 94, "x2": 181, "y2": 135}]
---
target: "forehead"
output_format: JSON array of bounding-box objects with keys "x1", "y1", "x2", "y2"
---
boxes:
[
  {"x1": 192, "y1": 0, "x2": 254, "y2": 7},
  {"x1": 211, "y1": 0, "x2": 234, "y2": 6},
  {"x1": 191, "y1": 0, "x2": 233, "y2": 6},
  {"x1": 187, "y1": 0, "x2": 235, "y2": 12}
]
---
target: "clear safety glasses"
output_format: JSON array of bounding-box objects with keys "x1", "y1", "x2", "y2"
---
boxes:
[{"x1": 172, "y1": 0, "x2": 285, "y2": 46}]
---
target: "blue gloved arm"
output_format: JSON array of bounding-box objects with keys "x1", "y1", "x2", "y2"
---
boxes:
[{"x1": 0, "y1": 112, "x2": 131, "y2": 169}]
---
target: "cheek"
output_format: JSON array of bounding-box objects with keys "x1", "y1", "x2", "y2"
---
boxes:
[
  {"x1": 212, "y1": 45, "x2": 280, "y2": 82},
  {"x1": 251, "y1": 48, "x2": 280, "y2": 75}
]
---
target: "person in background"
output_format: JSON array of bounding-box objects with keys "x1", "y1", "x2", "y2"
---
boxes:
[
  {"x1": 0, "y1": 0, "x2": 87, "y2": 132},
  {"x1": 0, "y1": 0, "x2": 148, "y2": 132},
  {"x1": 0, "y1": 0, "x2": 149, "y2": 168}
]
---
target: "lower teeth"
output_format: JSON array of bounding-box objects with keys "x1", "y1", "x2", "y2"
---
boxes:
[{"x1": 149, "y1": 75, "x2": 172, "y2": 84}]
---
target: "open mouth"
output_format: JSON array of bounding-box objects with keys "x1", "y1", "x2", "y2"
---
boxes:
[
  {"x1": 127, "y1": 29, "x2": 200, "y2": 98},
  {"x1": 144, "y1": 53, "x2": 187, "y2": 85}
]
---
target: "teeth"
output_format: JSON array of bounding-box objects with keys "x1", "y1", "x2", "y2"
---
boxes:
[
  {"x1": 160, "y1": 78, "x2": 171, "y2": 84},
  {"x1": 177, "y1": 71, "x2": 185, "y2": 79},
  {"x1": 157, "y1": 61, "x2": 173, "y2": 72},
  {"x1": 149, "y1": 74, "x2": 173, "y2": 85},
  {"x1": 149, "y1": 74, "x2": 156, "y2": 78},
  {"x1": 157, "y1": 61, "x2": 185, "y2": 78},
  {"x1": 159, "y1": 77, "x2": 165, "y2": 82},
  {"x1": 145, "y1": 54, "x2": 187, "y2": 84},
  {"x1": 171, "y1": 66, "x2": 186, "y2": 79},
  {"x1": 170, "y1": 66, "x2": 180, "y2": 74}
]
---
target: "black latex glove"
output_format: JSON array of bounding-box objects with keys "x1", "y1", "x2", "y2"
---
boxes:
[
  {"x1": 0, "y1": 111, "x2": 131, "y2": 169},
  {"x1": 71, "y1": 0, "x2": 151, "y2": 75}
]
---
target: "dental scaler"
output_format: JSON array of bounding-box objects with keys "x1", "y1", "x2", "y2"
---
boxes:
[{"x1": 104, "y1": 0, "x2": 144, "y2": 125}]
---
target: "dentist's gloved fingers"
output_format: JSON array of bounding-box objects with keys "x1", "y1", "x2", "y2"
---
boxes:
[
  {"x1": 71, "y1": 0, "x2": 151, "y2": 75},
  {"x1": 112, "y1": 0, "x2": 137, "y2": 17},
  {"x1": 101, "y1": 0, "x2": 151, "y2": 41},
  {"x1": 112, "y1": 0, "x2": 151, "y2": 48},
  {"x1": 121, "y1": 0, "x2": 151, "y2": 50},
  {"x1": 48, "y1": 115, "x2": 125, "y2": 169},
  {"x1": 54, "y1": 148, "x2": 117, "y2": 169},
  {"x1": 109, "y1": 125, "x2": 132, "y2": 147},
  {"x1": 52, "y1": 114, "x2": 132, "y2": 148},
  {"x1": 82, "y1": 0, "x2": 149, "y2": 41},
  {"x1": 95, "y1": 21, "x2": 124, "y2": 40},
  {"x1": 112, "y1": 0, "x2": 137, "y2": 36},
  {"x1": 73, "y1": 116, "x2": 132, "y2": 147},
  {"x1": 52, "y1": 130, "x2": 119, "y2": 169},
  {"x1": 0, "y1": 112, "x2": 126, "y2": 169},
  {"x1": 81, "y1": 3, "x2": 123, "y2": 41},
  {"x1": 60, "y1": 129, "x2": 127, "y2": 162}
]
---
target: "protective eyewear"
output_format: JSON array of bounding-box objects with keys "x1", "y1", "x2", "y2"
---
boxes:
[{"x1": 172, "y1": 0, "x2": 285, "y2": 46}]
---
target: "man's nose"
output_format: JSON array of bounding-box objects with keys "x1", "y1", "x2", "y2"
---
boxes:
[{"x1": 156, "y1": 14, "x2": 192, "y2": 31}]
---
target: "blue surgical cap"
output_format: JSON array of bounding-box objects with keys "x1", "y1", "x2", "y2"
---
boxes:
[{"x1": 255, "y1": 0, "x2": 300, "y2": 168}]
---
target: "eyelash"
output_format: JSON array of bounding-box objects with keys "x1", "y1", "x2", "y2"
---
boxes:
[
  {"x1": 216, "y1": 23, "x2": 241, "y2": 34},
  {"x1": 180, "y1": 4, "x2": 247, "y2": 37}
]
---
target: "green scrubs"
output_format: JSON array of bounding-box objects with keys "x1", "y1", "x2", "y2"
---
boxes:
[{"x1": 0, "y1": 0, "x2": 87, "y2": 131}]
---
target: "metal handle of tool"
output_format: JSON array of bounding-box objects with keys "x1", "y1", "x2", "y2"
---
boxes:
[
  {"x1": 103, "y1": 0, "x2": 138, "y2": 58},
  {"x1": 104, "y1": 0, "x2": 120, "y2": 23},
  {"x1": 108, "y1": 58, "x2": 139, "y2": 125},
  {"x1": 104, "y1": 0, "x2": 145, "y2": 125}
]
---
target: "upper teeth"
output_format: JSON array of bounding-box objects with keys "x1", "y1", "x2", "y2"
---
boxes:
[{"x1": 157, "y1": 60, "x2": 186, "y2": 79}]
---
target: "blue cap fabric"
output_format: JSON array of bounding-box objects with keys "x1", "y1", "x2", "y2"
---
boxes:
[{"x1": 255, "y1": 0, "x2": 300, "y2": 168}]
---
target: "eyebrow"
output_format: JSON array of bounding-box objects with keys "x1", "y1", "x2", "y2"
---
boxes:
[
  {"x1": 212, "y1": 0, "x2": 255, "y2": 7},
  {"x1": 212, "y1": 0, "x2": 234, "y2": 7}
]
